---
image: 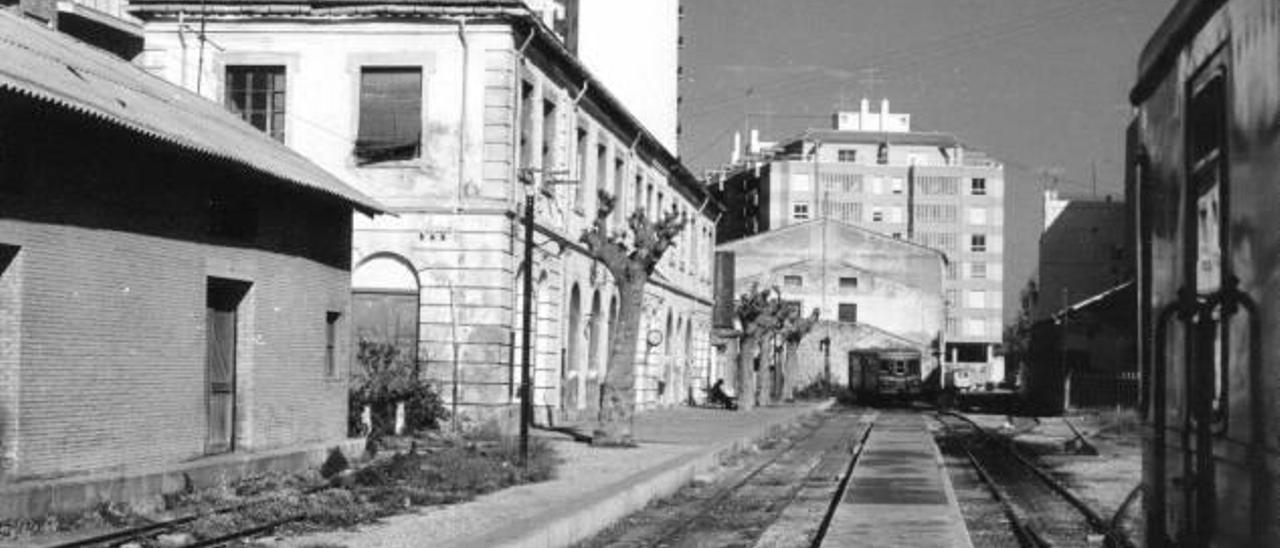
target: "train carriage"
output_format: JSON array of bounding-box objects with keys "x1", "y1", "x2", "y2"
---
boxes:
[
  {"x1": 1130, "y1": 1, "x2": 1280, "y2": 545},
  {"x1": 848, "y1": 349, "x2": 923, "y2": 404}
]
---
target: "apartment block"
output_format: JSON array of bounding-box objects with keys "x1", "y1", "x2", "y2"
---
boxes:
[{"x1": 712, "y1": 99, "x2": 1006, "y2": 385}]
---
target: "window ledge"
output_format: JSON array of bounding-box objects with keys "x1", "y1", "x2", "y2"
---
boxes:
[{"x1": 353, "y1": 157, "x2": 423, "y2": 169}]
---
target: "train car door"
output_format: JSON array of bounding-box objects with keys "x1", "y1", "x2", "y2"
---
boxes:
[{"x1": 1180, "y1": 51, "x2": 1230, "y2": 546}]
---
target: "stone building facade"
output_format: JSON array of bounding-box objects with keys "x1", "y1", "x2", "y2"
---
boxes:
[
  {"x1": 716, "y1": 219, "x2": 946, "y2": 388},
  {"x1": 131, "y1": 0, "x2": 720, "y2": 421}
]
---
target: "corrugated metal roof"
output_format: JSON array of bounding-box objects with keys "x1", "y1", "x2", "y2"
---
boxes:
[{"x1": 0, "y1": 10, "x2": 385, "y2": 214}]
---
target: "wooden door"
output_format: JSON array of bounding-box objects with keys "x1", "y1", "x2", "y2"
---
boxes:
[{"x1": 206, "y1": 280, "x2": 244, "y2": 454}]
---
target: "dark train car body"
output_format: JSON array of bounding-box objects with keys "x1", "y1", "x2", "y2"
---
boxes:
[
  {"x1": 848, "y1": 350, "x2": 923, "y2": 404},
  {"x1": 1130, "y1": 1, "x2": 1280, "y2": 545}
]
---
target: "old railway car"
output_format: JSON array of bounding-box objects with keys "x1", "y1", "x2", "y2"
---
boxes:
[
  {"x1": 1130, "y1": 1, "x2": 1280, "y2": 545},
  {"x1": 848, "y1": 350, "x2": 923, "y2": 404}
]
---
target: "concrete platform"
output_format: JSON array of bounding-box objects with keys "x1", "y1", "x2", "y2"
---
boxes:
[
  {"x1": 820, "y1": 412, "x2": 972, "y2": 548},
  {"x1": 280, "y1": 401, "x2": 834, "y2": 548}
]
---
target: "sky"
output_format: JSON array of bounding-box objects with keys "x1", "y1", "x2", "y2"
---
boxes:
[{"x1": 679, "y1": 0, "x2": 1174, "y2": 322}]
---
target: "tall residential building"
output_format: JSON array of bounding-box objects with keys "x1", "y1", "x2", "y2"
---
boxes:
[
  {"x1": 712, "y1": 99, "x2": 1006, "y2": 384},
  {"x1": 132, "y1": 0, "x2": 720, "y2": 421}
]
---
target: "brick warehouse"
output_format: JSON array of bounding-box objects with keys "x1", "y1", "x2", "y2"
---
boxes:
[
  {"x1": 0, "y1": 11, "x2": 383, "y2": 518},
  {"x1": 130, "y1": 0, "x2": 723, "y2": 422}
]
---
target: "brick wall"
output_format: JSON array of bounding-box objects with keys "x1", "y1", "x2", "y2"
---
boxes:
[{"x1": 0, "y1": 99, "x2": 354, "y2": 482}]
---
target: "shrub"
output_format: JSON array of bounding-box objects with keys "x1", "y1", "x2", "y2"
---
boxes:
[{"x1": 349, "y1": 340, "x2": 449, "y2": 443}]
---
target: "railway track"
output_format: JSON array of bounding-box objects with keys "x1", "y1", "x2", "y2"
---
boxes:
[
  {"x1": 577, "y1": 408, "x2": 874, "y2": 548},
  {"x1": 934, "y1": 411, "x2": 1134, "y2": 548},
  {"x1": 49, "y1": 484, "x2": 326, "y2": 548}
]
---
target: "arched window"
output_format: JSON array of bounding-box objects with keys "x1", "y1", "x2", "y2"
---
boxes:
[{"x1": 352, "y1": 255, "x2": 420, "y2": 363}]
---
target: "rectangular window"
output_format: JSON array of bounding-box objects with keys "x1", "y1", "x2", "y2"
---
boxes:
[
  {"x1": 225, "y1": 65, "x2": 286, "y2": 142},
  {"x1": 325, "y1": 311, "x2": 341, "y2": 377},
  {"x1": 598, "y1": 142, "x2": 610, "y2": 201},
  {"x1": 541, "y1": 98, "x2": 558, "y2": 172},
  {"x1": 871, "y1": 208, "x2": 883, "y2": 222},
  {"x1": 839, "y1": 276, "x2": 858, "y2": 289},
  {"x1": 621, "y1": 159, "x2": 633, "y2": 221},
  {"x1": 519, "y1": 81, "x2": 535, "y2": 171},
  {"x1": 876, "y1": 143, "x2": 889, "y2": 165},
  {"x1": 792, "y1": 203, "x2": 810, "y2": 220},
  {"x1": 574, "y1": 127, "x2": 588, "y2": 209},
  {"x1": 837, "y1": 149, "x2": 857, "y2": 163},
  {"x1": 645, "y1": 182, "x2": 654, "y2": 217},
  {"x1": 838, "y1": 303, "x2": 858, "y2": 323},
  {"x1": 971, "y1": 178, "x2": 987, "y2": 195},
  {"x1": 780, "y1": 300, "x2": 803, "y2": 316},
  {"x1": 783, "y1": 275, "x2": 803, "y2": 288},
  {"x1": 970, "y1": 234, "x2": 987, "y2": 252},
  {"x1": 355, "y1": 67, "x2": 422, "y2": 164},
  {"x1": 964, "y1": 318, "x2": 986, "y2": 337},
  {"x1": 890, "y1": 178, "x2": 904, "y2": 194},
  {"x1": 870, "y1": 177, "x2": 883, "y2": 195},
  {"x1": 969, "y1": 262, "x2": 987, "y2": 279}
]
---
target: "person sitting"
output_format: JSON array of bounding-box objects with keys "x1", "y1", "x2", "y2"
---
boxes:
[{"x1": 707, "y1": 378, "x2": 738, "y2": 410}]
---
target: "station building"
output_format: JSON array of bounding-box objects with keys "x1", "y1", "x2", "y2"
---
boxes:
[
  {"x1": 130, "y1": 0, "x2": 721, "y2": 421},
  {"x1": 0, "y1": 6, "x2": 382, "y2": 518}
]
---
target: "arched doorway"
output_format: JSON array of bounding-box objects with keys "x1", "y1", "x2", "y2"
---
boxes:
[
  {"x1": 563, "y1": 285, "x2": 583, "y2": 411},
  {"x1": 586, "y1": 291, "x2": 603, "y2": 411},
  {"x1": 352, "y1": 254, "x2": 420, "y2": 364}
]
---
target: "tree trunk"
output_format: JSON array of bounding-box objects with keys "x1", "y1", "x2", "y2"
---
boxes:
[
  {"x1": 758, "y1": 338, "x2": 775, "y2": 407},
  {"x1": 781, "y1": 343, "x2": 799, "y2": 402},
  {"x1": 594, "y1": 279, "x2": 645, "y2": 446},
  {"x1": 737, "y1": 335, "x2": 757, "y2": 411}
]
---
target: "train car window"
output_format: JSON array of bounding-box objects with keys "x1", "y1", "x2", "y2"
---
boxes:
[
  {"x1": 1187, "y1": 62, "x2": 1230, "y2": 431},
  {"x1": 1189, "y1": 72, "x2": 1226, "y2": 295}
]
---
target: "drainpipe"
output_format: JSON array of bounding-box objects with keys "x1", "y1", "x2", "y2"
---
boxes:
[{"x1": 454, "y1": 17, "x2": 471, "y2": 213}]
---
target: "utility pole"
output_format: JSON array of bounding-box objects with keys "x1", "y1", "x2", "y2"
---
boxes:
[{"x1": 519, "y1": 182, "x2": 535, "y2": 466}]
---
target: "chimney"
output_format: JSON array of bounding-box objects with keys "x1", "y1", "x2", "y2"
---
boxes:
[
  {"x1": 731, "y1": 132, "x2": 742, "y2": 164},
  {"x1": 880, "y1": 98, "x2": 890, "y2": 131},
  {"x1": 859, "y1": 98, "x2": 870, "y2": 130}
]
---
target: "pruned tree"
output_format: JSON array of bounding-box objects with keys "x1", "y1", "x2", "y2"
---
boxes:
[
  {"x1": 580, "y1": 191, "x2": 685, "y2": 446},
  {"x1": 734, "y1": 284, "x2": 785, "y2": 409},
  {"x1": 778, "y1": 307, "x2": 821, "y2": 401}
]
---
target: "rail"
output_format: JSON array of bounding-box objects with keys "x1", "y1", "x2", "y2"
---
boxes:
[{"x1": 935, "y1": 410, "x2": 1136, "y2": 548}]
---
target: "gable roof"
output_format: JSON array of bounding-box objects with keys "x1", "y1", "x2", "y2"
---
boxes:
[{"x1": 0, "y1": 10, "x2": 384, "y2": 214}]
